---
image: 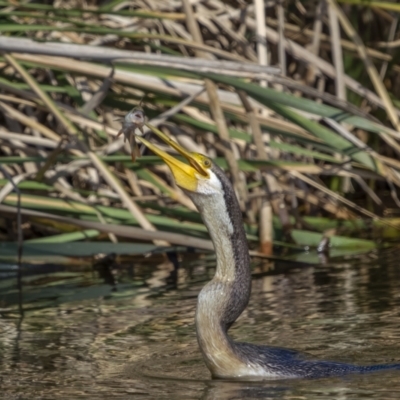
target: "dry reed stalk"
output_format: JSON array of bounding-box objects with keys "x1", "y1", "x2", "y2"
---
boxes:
[
  {"x1": 1, "y1": 0, "x2": 400, "y2": 249},
  {"x1": 327, "y1": 0, "x2": 400, "y2": 131},
  {"x1": 254, "y1": 0, "x2": 269, "y2": 87},
  {"x1": 181, "y1": 0, "x2": 248, "y2": 207},
  {"x1": 259, "y1": 201, "x2": 273, "y2": 255},
  {"x1": 5, "y1": 55, "x2": 168, "y2": 245}
]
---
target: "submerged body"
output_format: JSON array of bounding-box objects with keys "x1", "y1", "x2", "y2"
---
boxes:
[{"x1": 137, "y1": 126, "x2": 400, "y2": 380}]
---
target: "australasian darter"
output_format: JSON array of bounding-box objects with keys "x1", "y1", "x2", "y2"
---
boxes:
[{"x1": 137, "y1": 126, "x2": 400, "y2": 380}]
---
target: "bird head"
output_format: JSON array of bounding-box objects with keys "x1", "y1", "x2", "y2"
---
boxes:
[{"x1": 136, "y1": 125, "x2": 221, "y2": 194}]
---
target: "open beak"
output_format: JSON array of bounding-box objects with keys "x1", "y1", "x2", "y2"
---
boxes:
[{"x1": 136, "y1": 123, "x2": 208, "y2": 191}]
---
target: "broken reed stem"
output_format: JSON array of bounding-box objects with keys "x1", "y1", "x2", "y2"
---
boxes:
[{"x1": 259, "y1": 201, "x2": 273, "y2": 256}]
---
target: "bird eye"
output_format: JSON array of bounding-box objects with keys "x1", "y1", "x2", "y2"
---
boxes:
[{"x1": 203, "y1": 159, "x2": 211, "y2": 168}]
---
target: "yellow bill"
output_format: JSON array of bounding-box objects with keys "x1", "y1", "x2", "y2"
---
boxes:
[{"x1": 136, "y1": 126, "x2": 209, "y2": 192}]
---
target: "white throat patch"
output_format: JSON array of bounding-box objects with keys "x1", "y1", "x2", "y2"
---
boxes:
[
  {"x1": 189, "y1": 169, "x2": 235, "y2": 281},
  {"x1": 196, "y1": 170, "x2": 223, "y2": 196}
]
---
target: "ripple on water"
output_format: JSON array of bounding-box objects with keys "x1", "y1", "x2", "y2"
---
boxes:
[{"x1": 1, "y1": 251, "x2": 400, "y2": 399}]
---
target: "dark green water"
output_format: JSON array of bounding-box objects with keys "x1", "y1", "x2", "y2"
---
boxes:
[{"x1": 1, "y1": 250, "x2": 400, "y2": 399}]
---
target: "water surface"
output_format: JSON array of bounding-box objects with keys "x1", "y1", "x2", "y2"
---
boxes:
[{"x1": 1, "y1": 250, "x2": 400, "y2": 399}]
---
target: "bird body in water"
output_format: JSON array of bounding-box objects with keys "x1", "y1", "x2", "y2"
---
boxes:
[{"x1": 137, "y1": 125, "x2": 400, "y2": 380}]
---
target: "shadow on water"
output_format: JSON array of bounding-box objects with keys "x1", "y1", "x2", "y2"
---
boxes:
[{"x1": 1, "y1": 247, "x2": 400, "y2": 399}]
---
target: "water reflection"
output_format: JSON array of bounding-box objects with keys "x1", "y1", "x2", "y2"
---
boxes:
[{"x1": 1, "y1": 249, "x2": 400, "y2": 398}]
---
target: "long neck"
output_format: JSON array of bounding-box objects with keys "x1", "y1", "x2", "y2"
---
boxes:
[{"x1": 188, "y1": 168, "x2": 251, "y2": 375}]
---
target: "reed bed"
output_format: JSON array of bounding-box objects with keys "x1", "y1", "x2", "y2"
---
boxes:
[{"x1": 1, "y1": 0, "x2": 400, "y2": 259}]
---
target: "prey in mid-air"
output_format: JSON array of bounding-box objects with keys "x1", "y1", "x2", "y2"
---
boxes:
[{"x1": 116, "y1": 105, "x2": 145, "y2": 162}]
